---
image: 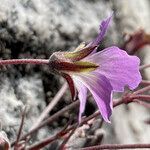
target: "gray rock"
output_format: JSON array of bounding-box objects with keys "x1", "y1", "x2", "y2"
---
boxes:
[
  {"x1": 0, "y1": 75, "x2": 47, "y2": 141},
  {"x1": 0, "y1": 0, "x2": 116, "y2": 52}
]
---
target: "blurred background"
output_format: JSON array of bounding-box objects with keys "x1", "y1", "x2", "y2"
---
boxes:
[{"x1": 0, "y1": 0, "x2": 149, "y2": 149}]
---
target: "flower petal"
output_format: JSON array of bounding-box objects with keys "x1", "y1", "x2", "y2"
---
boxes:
[
  {"x1": 75, "y1": 72, "x2": 113, "y2": 123},
  {"x1": 73, "y1": 76, "x2": 87, "y2": 123},
  {"x1": 90, "y1": 13, "x2": 113, "y2": 46},
  {"x1": 84, "y1": 46, "x2": 142, "y2": 91}
]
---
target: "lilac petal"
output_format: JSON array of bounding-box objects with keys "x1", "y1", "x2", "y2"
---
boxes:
[
  {"x1": 76, "y1": 72, "x2": 113, "y2": 123},
  {"x1": 73, "y1": 76, "x2": 87, "y2": 123},
  {"x1": 84, "y1": 46, "x2": 142, "y2": 92},
  {"x1": 90, "y1": 13, "x2": 113, "y2": 46}
]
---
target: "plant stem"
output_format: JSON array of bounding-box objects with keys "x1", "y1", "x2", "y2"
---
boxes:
[
  {"x1": 140, "y1": 64, "x2": 150, "y2": 70},
  {"x1": 14, "y1": 107, "x2": 26, "y2": 150},
  {"x1": 140, "y1": 80, "x2": 150, "y2": 85},
  {"x1": 26, "y1": 134, "x2": 58, "y2": 150},
  {"x1": 133, "y1": 86, "x2": 150, "y2": 95},
  {"x1": 11, "y1": 100, "x2": 80, "y2": 146},
  {"x1": 80, "y1": 143, "x2": 150, "y2": 150},
  {"x1": 0, "y1": 59, "x2": 49, "y2": 65},
  {"x1": 26, "y1": 91, "x2": 150, "y2": 150},
  {"x1": 0, "y1": 59, "x2": 149, "y2": 71},
  {"x1": 12, "y1": 97, "x2": 132, "y2": 148},
  {"x1": 30, "y1": 83, "x2": 68, "y2": 131},
  {"x1": 58, "y1": 124, "x2": 78, "y2": 150},
  {"x1": 12, "y1": 85, "x2": 150, "y2": 148},
  {"x1": 24, "y1": 99, "x2": 124, "y2": 150},
  {"x1": 131, "y1": 95, "x2": 150, "y2": 101},
  {"x1": 135, "y1": 100, "x2": 150, "y2": 108}
]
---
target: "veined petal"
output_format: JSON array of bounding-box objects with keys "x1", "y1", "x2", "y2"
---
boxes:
[
  {"x1": 84, "y1": 46, "x2": 142, "y2": 91},
  {"x1": 73, "y1": 76, "x2": 87, "y2": 123},
  {"x1": 75, "y1": 72, "x2": 113, "y2": 122},
  {"x1": 90, "y1": 13, "x2": 113, "y2": 46}
]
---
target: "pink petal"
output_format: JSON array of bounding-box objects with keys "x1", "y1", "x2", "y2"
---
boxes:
[
  {"x1": 73, "y1": 76, "x2": 87, "y2": 123},
  {"x1": 84, "y1": 46, "x2": 142, "y2": 91},
  {"x1": 89, "y1": 13, "x2": 113, "y2": 46},
  {"x1": 76, "y1": 72, "x2": 113, "y2": 123}
]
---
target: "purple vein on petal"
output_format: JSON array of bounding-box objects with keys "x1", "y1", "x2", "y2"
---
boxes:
[
  {"x1": 75, "y1": 72, "x2": 113, "y2": 123},
  {"x1": 84, "y1": 46, "x2": 142, "y2": 92},
  {"x1": 73, "y1": 76, "x2": 87, "y2": 123}
]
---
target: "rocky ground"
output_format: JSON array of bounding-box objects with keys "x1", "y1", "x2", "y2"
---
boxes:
[{"x1": 0, "y1": 0, "x2": 150, "y2": 149}]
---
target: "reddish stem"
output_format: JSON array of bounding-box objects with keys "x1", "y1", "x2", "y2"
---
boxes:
[
  {"x1": 140, "y1": 64, "x2": 150, "y2": 70},
  {"x1": 11, "y1": 100, "x2": 80, "y2": 146},
  {"x1": 25, "y1": 92, "x2": 150, "y2": 150},
  {"x1": 26, "y1": 135, "x2": 58, "y2": 150},
  {"x1": 0, "y1": 59, "x2": 49, "y2": 65},
  {"x1": 30, "y1": 83, "x2": 68, "y2": 131},
  {"x1": 131, "y1": 95, "x2": 150, "y2": 101},
  {"x1": 133, "y1": 86, "x2": 150, "y2": 95},
  {"x1": 140, "y1": 80, "x2": 150, "y2": 86},
  {"x1": 24, "y1": 99, "x2": 124, "y2": 150},
  {"x1": 0, "y1": 59, "x2": 149, "y2": 70},
  {"x1": 135, "y1": 100, "x2": 150, "y2": 108},
  {"x1": 14, "y1": 107, "x2": 27, "y2": 149},
  {"x1": 80, "y1": 143, "x2": 150, "y2": 150}
]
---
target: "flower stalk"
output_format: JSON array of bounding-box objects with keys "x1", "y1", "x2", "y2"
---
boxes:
[
  {"x1": 140, "y1": 80, "x2": 150, "y2": 85},
  {"x1": 14, "y1": 85, "x2": 150, "y2": 149},
  {"x1": 81, "y1": 143, "x2": 150, "y2": 150},
  {"x1": 140, "y1": 64, "x2": 150, "y2": 70},
  {"x1": 0, "y1": 59, "x2": 49, "y2": 65},
  {"x1": 24, "y1": 91, "x2": 150, "y2": 150}
]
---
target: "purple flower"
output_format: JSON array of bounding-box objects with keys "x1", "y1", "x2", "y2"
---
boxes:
[{"x1": 49, "y1": 15, "x2": 142, "y2": 123}]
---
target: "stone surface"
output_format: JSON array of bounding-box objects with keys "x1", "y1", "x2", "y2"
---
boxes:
[
  {"x1": 0, "y1": 75, "x2": 47, "y2": 141},
  {"x1": 0, "y1": 0, "x2": 116, "y2": 53}
]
